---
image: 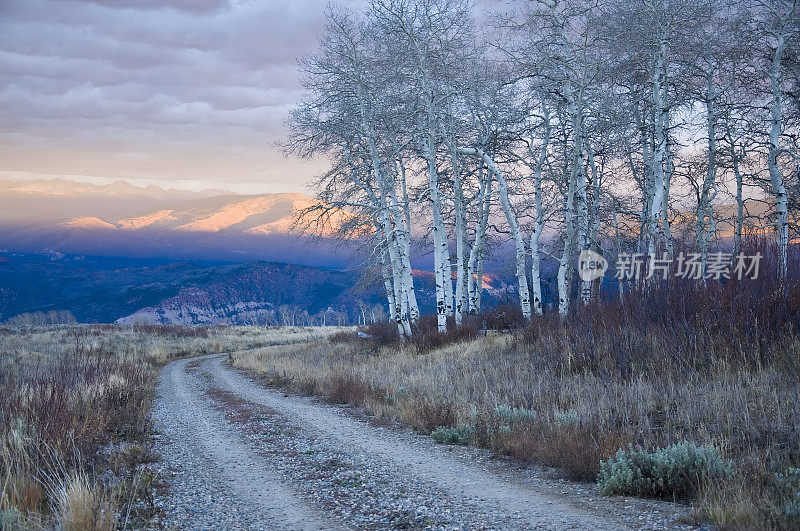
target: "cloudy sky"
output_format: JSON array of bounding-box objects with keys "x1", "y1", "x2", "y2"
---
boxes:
[{"x1": 0, "y1": 0, "x2": 346, "y2": 194}]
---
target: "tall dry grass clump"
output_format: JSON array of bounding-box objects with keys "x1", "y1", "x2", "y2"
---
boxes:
[
  {"x1": 50, "y1": 470, "x2": 115, "y2": 531},
  {"x1": 231, "y1": 272, "x2": 800, "y2": 528}
]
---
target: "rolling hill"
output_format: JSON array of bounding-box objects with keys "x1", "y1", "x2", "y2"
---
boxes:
[{"x1": 0, "y1": 252, "x2": 384, "y2": 325}]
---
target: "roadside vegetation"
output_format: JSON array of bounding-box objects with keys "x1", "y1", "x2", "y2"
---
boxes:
[
  {"x1": 0, "y1": 324, "x2": 341, "y2": 529},
  {"x1": 231, "y1": 278, "x2": 800, "y2": 528}
]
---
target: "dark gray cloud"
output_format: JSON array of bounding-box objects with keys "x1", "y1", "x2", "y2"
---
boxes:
[{"x1": 0, "y1": 0, "x2": 337, "y2": 193}]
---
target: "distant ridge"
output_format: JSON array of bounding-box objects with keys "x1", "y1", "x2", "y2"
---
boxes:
[
  {"x1": 0, "y1": 253, "x2": 384, "y2": 325},
  {"x1": 109, "y1": 192, "x2": 350, "y2": 235},
  {"x1": 63, "y1": 217, "x2": 117, "y2": 230},
  {"x1": 0, "y1": 178, "x2": 228, "y2": 199},
  {"x1": 0, "y1": 178, "x2": 355, "y2": 266}
]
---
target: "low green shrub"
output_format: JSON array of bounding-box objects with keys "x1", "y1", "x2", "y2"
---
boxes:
[
  {"x1": 494, "y1": 404, "x2": 537, "y2": 424},
  {"x1": 431, "y1": 425, "x2": 473, "y2": 445},
  {"x1": 553, "y1": 409, "x2": 579, "y2": 426},
  {"x1": 598, "y1": 441, "x2": 730, "y2": 499},
  {"x1": 773, "y1": 467, "x2": 800, "y2": 518}
]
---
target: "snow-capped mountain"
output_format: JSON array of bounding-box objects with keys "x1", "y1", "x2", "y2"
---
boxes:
[{"x1": 0, "y1": 179, "x2": 352, "y2": 265}]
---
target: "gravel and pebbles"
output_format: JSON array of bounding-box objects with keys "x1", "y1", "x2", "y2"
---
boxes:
[{"x1": 150, "y1": 354, "x2": 695, "y2": 530}]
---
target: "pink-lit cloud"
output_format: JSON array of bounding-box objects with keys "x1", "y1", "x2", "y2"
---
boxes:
[{"x1": 0, "y1": 0, "x2": 343, "y2": 193}]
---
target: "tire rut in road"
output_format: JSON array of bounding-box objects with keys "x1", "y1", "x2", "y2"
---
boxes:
[
  {"x1": 203, "y1": 353, "x2": 627, "y2": 530},
  {"x1": 152, "y1": 357, "x2": 337, "y2": 530}
]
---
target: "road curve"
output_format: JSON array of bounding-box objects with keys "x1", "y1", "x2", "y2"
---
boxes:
[{"x1": 152, "y1": 352, "x2": 643, "y2": 529}]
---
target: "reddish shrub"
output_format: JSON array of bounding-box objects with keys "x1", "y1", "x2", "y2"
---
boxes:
[
  {"x1": 408, "y1": 401, "x2": 458, "y2": 433},
  {"x1": 328, "y1": 330, "x2": 357, "y2": 344},
  {"x1": 492, "y1": 423, "x2": 625, "y2": 480},
  {"x1": 327, "y1": 375, "x2": 368, "y2": 405}
]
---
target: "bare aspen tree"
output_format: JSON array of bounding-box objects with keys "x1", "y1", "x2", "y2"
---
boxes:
[
  {"x1": 755, "y1": 0, "x2": 799, "y2": 279},
  {"x1": 456, "y1": 59, "x2": 537, "y2": 320},
  {"x1": 683, "y1": 0, "x2": 751, "y2": 277},
  {"x1": 600, "y1": 0, "x2": 705, "y2": 266},
  {"x1": 448, "y1": 137, "x2": 470, "y2": 325},
  {"x1": 505, "y1": 0, "x2": 603, "y2": 315},
  {"x1": 371, "y1": 0, "x2": 473, "y2": 331},
  {"x1": 287, "y1": 7, "x2": 419, "y2": 337},
  {"x1": 459, "y1": 145, "x2": 533, "y2": 319},
  {"x1": 526, "y1": 98, "x2": 552, "y2": 315}
]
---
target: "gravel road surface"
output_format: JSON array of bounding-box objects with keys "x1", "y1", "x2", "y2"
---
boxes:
[{"x1": 151, "y1": 353, "x2": 691, "y2": 530}]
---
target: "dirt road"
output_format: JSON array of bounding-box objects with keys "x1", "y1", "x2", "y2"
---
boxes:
[{"x1": 151, "y1": 353, "x2": 688, "y2": 529}]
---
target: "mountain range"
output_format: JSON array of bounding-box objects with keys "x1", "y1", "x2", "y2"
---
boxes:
[
  {"x1": 0, "y1": 178, "x2": 514, "y2": 324},
  {"x1": 0, "y1": 179, "x2": 353, "y2": 267}
]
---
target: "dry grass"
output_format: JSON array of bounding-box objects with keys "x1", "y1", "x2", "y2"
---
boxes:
[
  {"x1": 51, "y1": 471, "x2": 115, "y2": 531},
  {"x1": 0, "y1": 324, "x2": 346, "y2": 528},
  {"x1": 231, "y1": 284, "x2": 800, "y2": 528}
]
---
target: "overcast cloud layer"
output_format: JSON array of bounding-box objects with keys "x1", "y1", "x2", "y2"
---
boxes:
[{"x1": 0, "y1": 0, "x2": 341, "y2": 193}]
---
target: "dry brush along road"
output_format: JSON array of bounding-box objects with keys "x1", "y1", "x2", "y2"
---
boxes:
[{"x1": 150, "y1": 351, "x2": 693, "y2": 530}]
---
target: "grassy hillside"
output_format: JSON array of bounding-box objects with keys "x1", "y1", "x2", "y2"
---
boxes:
[{"x1": 231, "y1": 282, "x2": 800, "y2": 528}]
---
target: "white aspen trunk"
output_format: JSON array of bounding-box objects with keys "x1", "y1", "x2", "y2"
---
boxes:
[
  {"x1": 365, "y1": 141, "x2": 409, "y2": 337},
  {"x1": 427, "y1": 128, "x2": 449, "y2": 333},
  {"x1": 697, "y1": 73, "x2": 718, "y2": 281},
  {"x1": 458, "y1": 147, "x2": 531, "y2": 321},
  {"x1": 558, "y1": 190, "x2": 578, "y2": 316},
  {"x1": 577, "y1": 148, "x2": 590, "y2": 306},
  {"x1": 395, "y1": 155, "x2": 420, "y2": 324},
  {"x1": 397, "y1": 234, "x2": 417, "y2": 330},
  {"x1": 382, "y1": 221, "x2": 410, "y2": 337},
  {"x1": 497, "y1": 170, "x2": 531, "y2": 321},
  {"x1": 467, "y1": 165, "x2": 491, "y2": 314},
  {"x1": 379, "y1": 244, "x2": 397, "y2": 324},
  {"x1": 443, "y1": 251, "x2": 454, "y2": 318},
  {"x1": 530, "y1": 102, "x2": 551, "y2": 315},
  {"x1": 580, "y1": 149, "x2": 601, "y2": 304},
  {"x1": 387, "y1": 182, "x2": 418, "y2": 332},
  {"x1": 530, "y1": 204, "x2": 544, "y2": 314},
  {"x1": 768, "y1": 32, "x2": 788, "y2": 280},
  {"x1": 648, "y1": 41, "x2": 668, "y2": 261},
  {"x1": 352, "y1": 172, "x2": 411, "y2": 338},
  {"x1": 662, "y1": 123, "x2": 674, "y2": 259},
  {"x1": 354, "y1": 87, "x2": 413, "y2": 337},
  {"x1": 558, "y1": 86, "x2": 583, "y2": 316},
  {"x1": 530, "y1": 229, "x2": 543, "y2": 315},
  {"x1": 377, "y1": 194, "x2": 411, "y2": 337},
  {"x1": 634, "y1": 109, "x2": 652, "y2": 255},
  {"x1": 726, "y1": 125, "x2": 744, "y2": 259},
  {"x1": 466, "y1": 165, "x2": 482, "y2": 313},
  {"x1": 455, "y1": 241, "x2": 468, "y2": 324},
  {"x1": 474, "y1": 245, "x2": 486, "y2": 312},
  {"x1": 557, "y1": 210, "x2": 576, "y2": 316},
  {"x1": 387, "y1": 203, "x2": 416, "y2": 333},
  {"x1": 392, "y1": 217, "x2": 415, "y2": 337},
  {"x1": 451, "y1": 147, "x2": 468, "y2": 326}
]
